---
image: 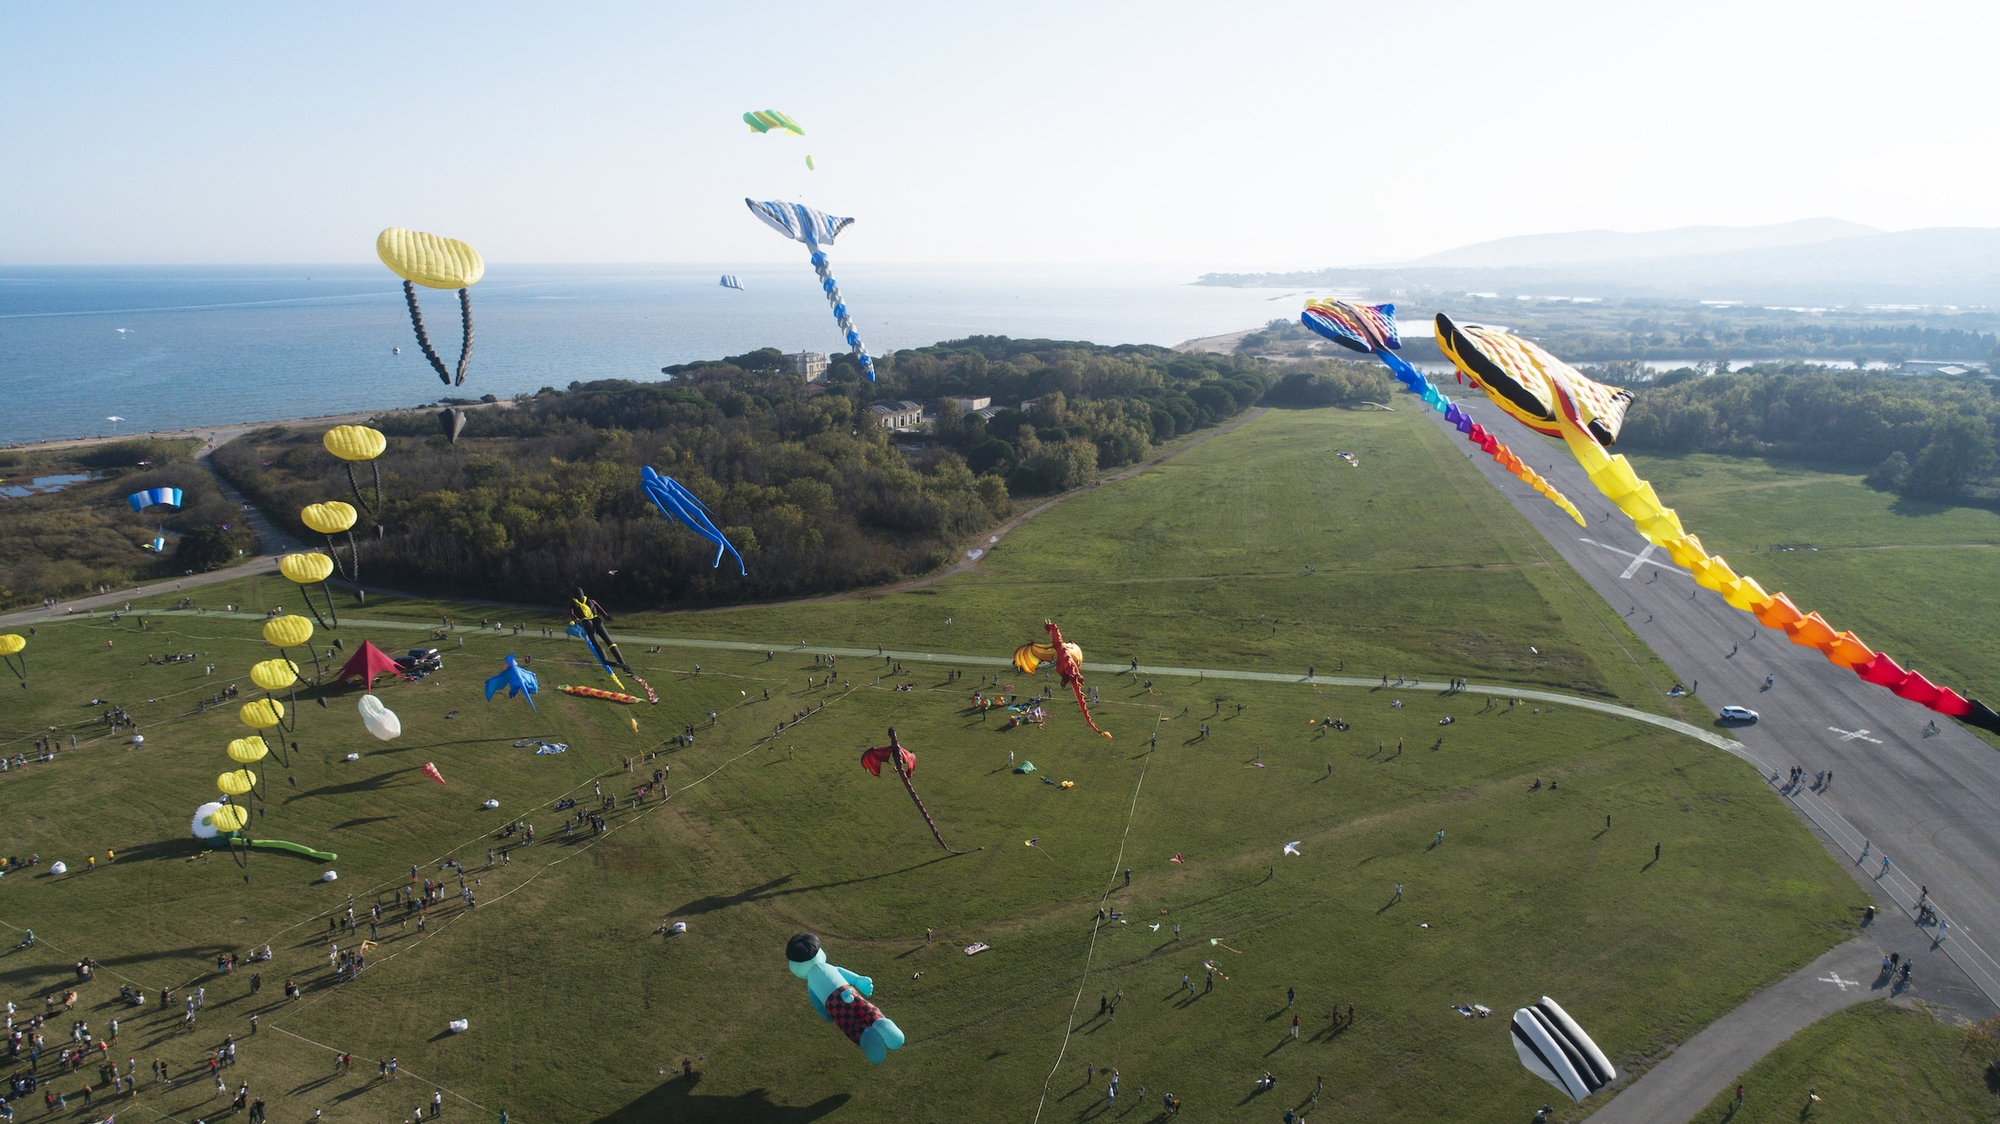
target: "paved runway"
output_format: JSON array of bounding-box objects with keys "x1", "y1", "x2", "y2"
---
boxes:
[{"x1": 1421, "y1": 398, "x2": 2000, "y2": 1023}]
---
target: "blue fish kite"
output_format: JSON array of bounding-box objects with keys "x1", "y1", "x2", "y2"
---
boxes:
[
  {"x1": 483, "y1": 654, "x2": 538, "y2": 711},
  {"x1": 744, "y1": 198, "x2": 876, "y2": 381},
  {"x1": 640, "y1": 466, "x2": 747, "y2": 576}
]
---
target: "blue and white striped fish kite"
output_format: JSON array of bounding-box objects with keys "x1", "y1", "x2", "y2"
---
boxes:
[
  {"x1": 640, "y1": 466, "x2": 747, "y2": 576},
  {"x1": 744, "y1": 199, "x2": 877, "y2": 381}
]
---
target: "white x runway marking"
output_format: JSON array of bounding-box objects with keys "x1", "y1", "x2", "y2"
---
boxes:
[
  {"x1": 1579, "y1": 538, "x2": 1690, "y2": 580},
  {"x1": 1818, "y1": 972, "x2": 1858, "y2": 991},
  {"x1": 1618, "y1": 543, "x2": 1657, "y2": 580},
  {"x1": 1829, "y1": 727, "x2": 1884, "y2": 744}
]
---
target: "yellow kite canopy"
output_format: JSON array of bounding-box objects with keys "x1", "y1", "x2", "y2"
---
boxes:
[
  {"x1": 249, "y1": 659, "x2": 299, "y2": 691},
  {"x1": 239, "y1": 698, "x2": 285, "y2": 729},
  {"x1": 216, "y1": 769, "x2": 257, "y2": 796},
  {"x1": 263, "y1": 614, "x2": 314, "y2": 648},
  {"x1": 209, "y1": 804, "x2": 250, "y2": 832},
  {"x1": 323, "y1": 425, "x2": 387, "y2": 462},
  {"x1": 1012, "y1": 641, "x2": 1081, "y2": 677},
  {"x1": 376, "y1": 227, "x2": 485, "y2": 289},
  {"x1": 279, "y1": 552, "x2": 336, "y2": 585},
  {"x1": 1434, "y1": 315, "x2": 1634, "y2": 449},
  {"x1": 227, "y1": 736, "x2": 270, "y2": 764},
  {"x1": 0, "y1": 635, "x2": 22, "y2": 656},
  {"x1": 301, "y1": 501, "x2": 358, "y2": 535}
]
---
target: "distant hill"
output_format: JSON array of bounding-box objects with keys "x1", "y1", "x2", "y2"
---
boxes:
[
  {"x1": 1403, "y1": 218, "x2": 1877, "y2": 268},
  {"x1": 1202, "y1": 224, "x2": 2000, "y2": 306}
]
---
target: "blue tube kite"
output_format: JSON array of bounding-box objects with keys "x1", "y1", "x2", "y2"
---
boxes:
[
  {"x1": 744, "y1": 199, "x2": 877, "y2": 381},
  {"x1": 483, "y1": 654, "x2": 538, "y2": 711},
  {"x1": 640, "y1": 466, "x2": 747, "y2": 576}
]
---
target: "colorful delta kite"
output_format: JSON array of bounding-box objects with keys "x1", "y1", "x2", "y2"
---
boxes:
[
  {"x1": 1013, "y1": 621, "x2": 1111, "y2": 738},
  {"x1": 640, "y1": 467, "x2": 747, "y2": 575},
  {"x1": 744, "y1": 109, "x2": 805, "y2": 136},
  {"x1": 785, "y1": 933, "x2": 905, "y2": 1065},
  {"x1": 484, "y1": 654, "x2": 538, "y2": 711},
  {"x1": 1433, "y1": 313, "x2": 2000, "y2": 735},
  {"x1": 861, "y1": 728, "x2": 973, "y2": 854},
  {"x1": 1300, "y1": 300, "x2": 1586, "y2": 526},
  {"x1": 744, "y1": 199, "x2": 877, "y2": 381},
  {"x1": 1511, "y1": 997, "x2": 1616, "y2": 1103},
  {"x1": 376, "y1": 227, "x2": 484, "y2": 441}
]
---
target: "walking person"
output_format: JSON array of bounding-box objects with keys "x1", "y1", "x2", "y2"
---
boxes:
[{"x1": 1291, "y1": 1014, "x2": 1300, "y2": 1039}]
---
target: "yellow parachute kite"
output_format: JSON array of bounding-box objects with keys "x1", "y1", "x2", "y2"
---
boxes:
[{"x1": 377, "y1": 227, "x2": 483, "y2": 439}]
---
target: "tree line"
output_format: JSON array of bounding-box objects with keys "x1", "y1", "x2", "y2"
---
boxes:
[
  {"x1": 210, "y1": 339, "x2": 1295, "y2": 609},
  {"x1": 1611, "y1": 366, "x2": 2000, "y2": 503}
]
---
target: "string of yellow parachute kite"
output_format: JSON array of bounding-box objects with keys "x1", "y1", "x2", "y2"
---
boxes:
[{"x1": 1432, "y1": 313, "x2": 2000, "y2": 735}]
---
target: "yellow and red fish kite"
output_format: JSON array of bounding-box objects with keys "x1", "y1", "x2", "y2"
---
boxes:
[{"x1": 1434, "y1": 313, "x2": 2000, "y2": 735}]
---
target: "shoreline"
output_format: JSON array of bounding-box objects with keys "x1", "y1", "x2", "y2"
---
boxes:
[{"x1": 1, "y1": 401, "x2": 508, "y2": 455}]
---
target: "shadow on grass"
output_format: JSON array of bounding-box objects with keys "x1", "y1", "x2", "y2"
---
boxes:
[
  {"x1": 284, "y1": 767, "x2": 422, "y2": 802},
  {"x1": 593, "y1": 1072, "x2": 849, "y2": 1123},
  {"x1": 670, "y1": 854, "x2": 959, "y2": 918}
]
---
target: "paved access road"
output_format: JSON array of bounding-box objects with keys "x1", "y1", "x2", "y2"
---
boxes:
[
  {"x1": 1420, "y1": 404, "x2": 2000, "y2": 1009},
  {"x1": 1581, "y1": 936, "x2": 1935, "y2": 1124}
]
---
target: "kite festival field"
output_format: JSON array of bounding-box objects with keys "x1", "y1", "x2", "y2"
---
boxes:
[{"x1": 0, "y1": 406, "x2": 1907, "y2": 1123}]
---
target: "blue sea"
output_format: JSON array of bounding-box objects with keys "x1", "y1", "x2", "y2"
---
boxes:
[{"x1": 0, "y1": 265, "x2": 1307, "y2": 447}]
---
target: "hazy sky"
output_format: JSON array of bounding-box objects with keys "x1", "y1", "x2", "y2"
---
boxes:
[{"x1": 5, "y1": 1, "x2": 1996, "y2": 268}]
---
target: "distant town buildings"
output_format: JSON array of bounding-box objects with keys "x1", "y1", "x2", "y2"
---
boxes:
[
  {"x1": 946, "y1": 396, "x2": 991, "y2": 412},
  {"x1": 790, "y1": 351, "x2": 828, "y2": 383},
  {"x1": 867, "y1": 400, "x2": 925, "y2": 431}
]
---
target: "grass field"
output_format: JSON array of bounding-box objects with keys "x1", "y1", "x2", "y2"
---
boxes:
[
  {"x1": 1687, "y1": 1001, "x2": 2000, "y2": 1123},
  {"x1": 1631, "y1": 453, "x2": 2000, "y2": 712},
  {"x1": 0, "y1": 407, "x2": 1905, "y2": 1123}
]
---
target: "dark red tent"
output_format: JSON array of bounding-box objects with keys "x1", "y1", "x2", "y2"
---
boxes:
[{"x1": 339, "y1": 641, "x2": 402, "y2": 691}]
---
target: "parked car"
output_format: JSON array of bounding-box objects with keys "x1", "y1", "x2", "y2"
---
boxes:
[
  {"x1": 396, "y1": 648, "x2": 443, "y2": 673},
  {"x1": 1718, "y1": 705, "x2": 1759, "y2": 723}
]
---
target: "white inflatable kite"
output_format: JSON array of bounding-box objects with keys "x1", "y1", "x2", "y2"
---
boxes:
[{"x1": 1511, "y1": 996, "x2": 1615, "y2": 1102}]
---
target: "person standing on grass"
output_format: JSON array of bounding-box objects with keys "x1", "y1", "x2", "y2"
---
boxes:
[
  {"x1": 1286, "y1": 987, "x2": 1294, "y2": 1009},
  {"x1": 1394, "y1": 883, "x2": 1403, "y2": 902},
  {"x1": 1291, "y1": 1014, "x2": 1300, "y2": 1039}
]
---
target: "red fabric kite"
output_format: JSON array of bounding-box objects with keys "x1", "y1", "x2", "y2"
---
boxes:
[
  {"x1": 421, "y1": 761, "x2": 445, "y2": 785},
  {"x1": 862, "y1": 730, "x2": 971, "y2": 854},
  {"x1": 338, "y1": 641, "x2": 403, "y2": 691}
]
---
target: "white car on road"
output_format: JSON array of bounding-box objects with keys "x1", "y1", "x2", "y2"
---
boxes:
[{"x1": 1718, "y1": 706, "x2": 1760, "y2": 723}]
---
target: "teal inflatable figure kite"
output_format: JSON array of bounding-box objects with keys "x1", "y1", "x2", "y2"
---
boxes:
[
  {"x1": 786, "y1": 933, "x2": 905, "y2": 1064},
  {"x1": 484, "y1": 654, "x2": 538, "y2": 711}
]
